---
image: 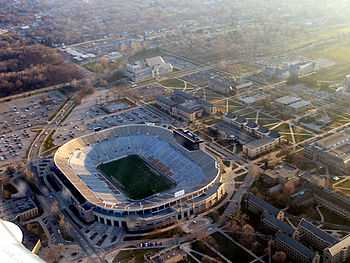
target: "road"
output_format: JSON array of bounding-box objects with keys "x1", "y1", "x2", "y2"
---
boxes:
[
  {"x1": 27, "y1": 99, "x2": 76, "y2": 162},
  {"x1": 0, "y1": 82, "x2": 72, "y2": 104}
]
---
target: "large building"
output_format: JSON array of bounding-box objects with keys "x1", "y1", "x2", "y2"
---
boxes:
[
  {"x1": 275, "y1": 232, "x2": 320, "y2": 263},
  {"x1": 208, "y1": 75, "x2": 236, "y2": 95},
  {"x1": 242, "y1": 193, "x2": 350, "y2": 263},
  {"x1": 241, "y1": 193, "x2": 282, "y2": 218},
  {"x1": 304, "y1": 129, "x2": 350, "y2": 175},
  {"x1": 295, "y1": 219, "x2": 338, "y2": 251},
  {"x1": 264, "y1": 60, "x2": 317, "y2": 80},
  {"x1": 274, "y1": 96, "x2": 311, "y2": 114},
  {"x1": 216, "y1": 113, "x2": 281, "y2": 158},
  {"x1": 53, "y1": 124, "x2": 224, "y2": 232},
  {"x1": 324, "y1": 235, "x2": 350, "y2": 263},
  {"x1": 0, "y1": 197, "x2": 39, "y2": 222},
  {"x1": 295, "y1": 218, "x2": 350, "y2": 263},
  {"x1": 156, "y1": 91, "x2": 216, "y2": 122},
  {"x1": 127, "y1": 56, "x2": 173, "y2": 82}
]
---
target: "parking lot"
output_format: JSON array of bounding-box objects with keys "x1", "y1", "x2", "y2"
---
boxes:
[
  {"x1": 81, "y1": 221, "x2": 123, "y2": 248},
  {"x1": 0, "y1": 91, "x2": 67, "y2": 165},
  {"x1": 54, "y1": 105, "x2": 175, "y2": 147}
]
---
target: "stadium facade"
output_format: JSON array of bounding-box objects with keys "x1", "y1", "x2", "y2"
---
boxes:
[{"x1": 53, "y1": 124, "x2": 224, "y2": 232}]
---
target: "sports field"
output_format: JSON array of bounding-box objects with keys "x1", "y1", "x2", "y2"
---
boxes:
[{"x1": 98, "y1": 155, "x2": 175, "y2": 200}]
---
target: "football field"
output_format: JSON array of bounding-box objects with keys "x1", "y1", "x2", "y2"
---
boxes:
[{"x1": 98, "y1": 155, "x2": 175, "y2": 200}]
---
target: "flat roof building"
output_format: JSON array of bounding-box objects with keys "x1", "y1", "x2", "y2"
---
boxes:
[
  {"x1": 295, "y1": 219, "x2": 338, "y2": 251},
  {"x1": 324, "y1": 235, "x2": 350, "y2": 263},
  {"x1": 262, "y1": 212, "x2": 295, "y2": 236},
  {"x1": 242, "y1": 193, "x2": 281, "y2": 217},
  {"x1": 304, "y1": 129, "x2": 350, "y2": 175},
  {"x1": 127, "y1": 56, "x2": 173, "y2": 82},
  {"x1": 275, "y1": 232, "x2": 320, "y2": 263},
  {"x1": 156, "y1": 91, "x2": 216, "y2": 122},
  {"x1": 208, "y1": 76, "x2": 236, "y2": 95}
]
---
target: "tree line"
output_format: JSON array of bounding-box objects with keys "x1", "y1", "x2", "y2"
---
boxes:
[{"x1": 0, "y1": 44, "x2": 83, "y2": 97}]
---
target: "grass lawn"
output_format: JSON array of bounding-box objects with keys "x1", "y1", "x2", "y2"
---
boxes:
[
  {"x1": 98, "y1": 155, "x2": 175, "y2": 200},
  {"x1": 159, "y1": 78, "x2": 186, "y2": 88},
  {"x1": 42, "y1": 130, "x2": 56, "y2": 152},
  {"x1": 302, "y1": 39, "x2": 350, "y2": 64},
  {"x1": 299, "y1": 38, "x2": 350, "y2": 89},
  {"x1": 301, "y1": 63, "x2": 350, "y2": 89}
]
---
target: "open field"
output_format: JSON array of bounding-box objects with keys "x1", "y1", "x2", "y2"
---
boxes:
[
  {"x1": 303, "y1": 39, "x2": 350, "y2": 64},
  {"x1": 98, "y1": 155, "x2": 175, "y2": 200},
  {"x1": 300, "y1": 38, "x2": 350, "y2": 88},
  {"x1": 301, "y1": 63, "x2": 350, "y2": 89},
  {"x1": 160, "y1": 78, "x2": 186, "y2": 89}
]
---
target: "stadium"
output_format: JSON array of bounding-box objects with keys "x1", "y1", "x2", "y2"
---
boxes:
[{"x1": 53, "y1": 124, "x2": 224, "y2": 232}]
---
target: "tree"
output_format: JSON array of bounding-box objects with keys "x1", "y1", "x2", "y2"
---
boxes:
[
  {"x1": 240, "y1": 224, "x2": 256, "y2": 248},
  {"x1": 248, "y1": 164, "x2": 262, "y2": 178},
  {"x1": 5, "y1": 164, "x2": 16, "y2": 175},
  {"x1": 51, "y1": 200, "x2": 60, "y2": 218},
  {"x1": 272, "y1": 251, "x2": 287, "y2": 263}
]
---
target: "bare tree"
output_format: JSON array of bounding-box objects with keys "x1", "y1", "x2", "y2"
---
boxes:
[
  {"x1": 272, "y1": 251, "x2": 287, "y2": 263},
  {"x1": 248, "y1": 163, "x2": 262, "y2": 178}
]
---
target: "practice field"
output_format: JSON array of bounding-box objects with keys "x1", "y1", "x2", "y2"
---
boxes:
[{"x1": 98, "y1": 155, "x2": 175, "y2": 200}]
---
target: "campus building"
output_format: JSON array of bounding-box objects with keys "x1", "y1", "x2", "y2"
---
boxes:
[
  {"x1": 0, "y1": 197, "x2": 39, "y2": 222},
  {"x1": 127, "y1": 56, "x2": 173, "y2": 82},
  {"x1": 242, "y1": 193, "x2": 350, "y2": 263},
  {"x1": 304, "y1": 129, "x2": 350, "y2": 175},
  {"x1": 208, "y1": 75, "x2": 236, "y2": 95},
  {"x1": 274, "y1": 96, "x2": 311, "y2": 114},
  {"x1": 216, "y1": 113, "x2": 281, "y2": 158},
  {"x1": 275, "y1": 232, "x2": 320, "y2": 263},
  {"x1": 324, "y1": 235, "x2": 350, "y2": 263},
  {"x1": 241, "y1": 193, "x2": 284, "y2": 218},
  {"x1": 156, "y1": 90, "x2": 216, "y2": 122},
  {"x1": 295, "y1": 219, "x2": 339, "y2": 251}
]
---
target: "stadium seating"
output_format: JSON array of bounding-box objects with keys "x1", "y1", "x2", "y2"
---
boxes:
[{"x1": 55, "y1": 125, "x2": 219, "y2": 205}]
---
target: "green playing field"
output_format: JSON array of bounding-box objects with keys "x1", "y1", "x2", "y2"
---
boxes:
[{"x1": 97, "y1": 155, "x2": 175, "y2": 200}]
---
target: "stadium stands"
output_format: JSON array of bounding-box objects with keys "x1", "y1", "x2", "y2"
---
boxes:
[{"x1": 54, "y1": 124, "x2": 223, "y2": 232}]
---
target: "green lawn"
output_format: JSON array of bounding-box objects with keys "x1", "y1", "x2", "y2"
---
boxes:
[
  {"x1": 303, "y1": 39, "x2": 350, "y2": 64},
  {"x1": 301, "y1": 63, "x2": 350, "y2": 89},
  {"x1": 98, "y1": 155, "x2": 175, "y2": 200},
  {"x1": 299, "y1": 38, "x2": 350, "y2": 89},
  {"x1": 159, "y1": 78, "x2": 186, "y2": 88},
  {"x1": 42, "y1": 130, "x2": 56, "y2": 152}
]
